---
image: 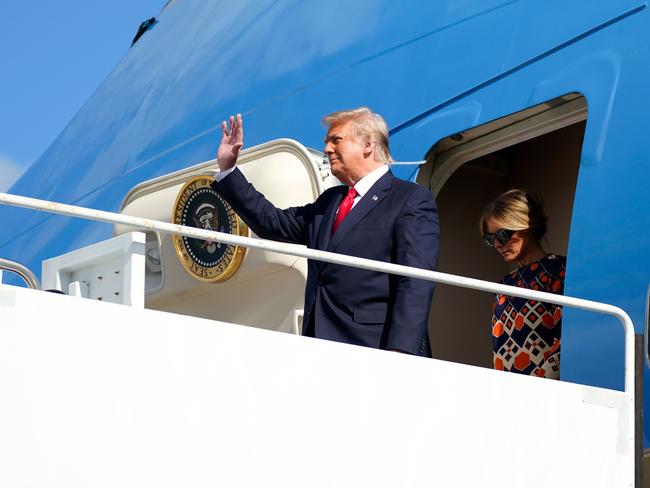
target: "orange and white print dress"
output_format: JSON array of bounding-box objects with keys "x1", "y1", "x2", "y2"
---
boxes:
[{"x1": 491, "y1": 254, "x2": 566, "y2": 380}]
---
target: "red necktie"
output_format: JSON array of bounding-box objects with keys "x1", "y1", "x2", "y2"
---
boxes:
[{"x1": 332, "y1": 186, "x2": 357, "y2": 234}]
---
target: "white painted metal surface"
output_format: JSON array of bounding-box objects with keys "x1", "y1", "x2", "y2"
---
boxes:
[
  {"x1": 41, "y1": 232, "x2": 146, "y2": 307},
  {"x1": 0, "y1": 191, "x2": 638, "y2": 486},
  {"x1": 0, "y1": 257, "x2": 40, "y2": 289},
  {"x1": 116, "y1": 139, "x2": 331, "y2": 333},
  {"x1": 0, "y1": 191, "x2": 637, "y2": 395},
  {"x1": 0, "y1": 284, "x2": 634, "y2": 487}
]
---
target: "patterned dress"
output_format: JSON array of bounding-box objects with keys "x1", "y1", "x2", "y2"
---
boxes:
[{"x1": 491, "y1": 254, "x2": 566, "y2": 380}]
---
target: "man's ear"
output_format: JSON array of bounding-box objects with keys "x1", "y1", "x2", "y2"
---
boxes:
[{"x1": 363, "y1": 140, "x2": 375, "y2": 157}]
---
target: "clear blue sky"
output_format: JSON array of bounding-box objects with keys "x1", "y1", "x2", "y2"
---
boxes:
[{"x1": 0, "y1": 1, "x2": 164, "y2": 190}]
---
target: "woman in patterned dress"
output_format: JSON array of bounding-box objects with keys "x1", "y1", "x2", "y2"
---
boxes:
[{"x1": 480, "y1": 189, "x2": 566, "y2": 380}]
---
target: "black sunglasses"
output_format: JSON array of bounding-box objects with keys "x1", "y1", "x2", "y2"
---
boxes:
[{"x1": 482, "y1": 228, "x2": 515, "y2": 247}]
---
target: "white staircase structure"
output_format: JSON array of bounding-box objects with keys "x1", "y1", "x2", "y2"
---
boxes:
[
  {"x1": 0, "y1": 188, "x2": 638, "y2": 487},
  {"x1": 0, "y1": 281, "x2": 635, "y2": 487}
]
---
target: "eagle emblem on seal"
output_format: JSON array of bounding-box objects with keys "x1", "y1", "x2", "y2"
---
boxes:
[{"x1": 172, "y1": 176, "x2": 248, "y2": 282}]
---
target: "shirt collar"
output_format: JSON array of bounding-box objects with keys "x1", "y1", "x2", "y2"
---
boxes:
[{"x1": 353, "y1": 164, "x2": 389, "y2": 197}]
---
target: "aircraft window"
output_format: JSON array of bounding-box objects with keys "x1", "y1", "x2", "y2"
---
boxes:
[{"x1": 418, "y1": 94, "x2": 586, "y2": 370}]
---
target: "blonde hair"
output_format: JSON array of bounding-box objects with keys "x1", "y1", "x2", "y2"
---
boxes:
[
  {"x1": 322, "y1": 107, "x2": 392, "y2": 164},
  {"x1": 479, "y1": 189, "x2": 548, "y2": 240}
]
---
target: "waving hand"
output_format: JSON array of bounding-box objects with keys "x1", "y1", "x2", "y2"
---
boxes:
[{"x1": 217, "y1": 114, "x2": 244, "y2": 171}]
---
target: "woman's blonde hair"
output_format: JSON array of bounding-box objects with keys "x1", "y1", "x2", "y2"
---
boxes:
[
  {"x1": 322, "y1": 107, "x2": 392, "y2": 164},
  {"x1": 479, "y1": 189, "x2": 548, "y2": 240}
]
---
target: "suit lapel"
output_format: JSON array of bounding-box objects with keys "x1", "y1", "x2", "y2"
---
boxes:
[
  {"x1": 315, "y1": 186, "x2": 345, "y2": 252},
  {"x1": 328, "y1": 171, "x2": 393, "y2": 252}
]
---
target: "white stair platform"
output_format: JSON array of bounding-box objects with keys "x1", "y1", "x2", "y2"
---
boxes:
[{"x1": 0, "y1": 284, "x2": 633, "y2": 487}]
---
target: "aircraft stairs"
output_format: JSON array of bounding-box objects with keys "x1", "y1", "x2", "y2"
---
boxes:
[{"x1": 0, "y1": 190, "x2": 640, "y2": 487}]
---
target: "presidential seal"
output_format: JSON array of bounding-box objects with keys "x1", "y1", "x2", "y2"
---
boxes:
[{"x1": 172, "y1": 176, "x2": 248, "y2": 282}]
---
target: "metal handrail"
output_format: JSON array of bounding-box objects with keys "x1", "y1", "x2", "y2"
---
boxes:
[
  {"x1": 0, "y1": 257, "x2": 40, "y2": 290},
  {"x1": 0, "y1": 191, "x2": 636, "y2": 398}
]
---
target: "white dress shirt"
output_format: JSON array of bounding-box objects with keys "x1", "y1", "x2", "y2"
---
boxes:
[
  {"x1": 347, "y1": 164, "x2": 390, "y2": 210},
  {"x1": 211, "y1": 166, "x2": 236, "y2": 182}
]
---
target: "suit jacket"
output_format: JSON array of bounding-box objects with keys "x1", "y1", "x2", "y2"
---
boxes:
[{"x1": 212, "y1": 167, "x2": 440, "y2": 357}]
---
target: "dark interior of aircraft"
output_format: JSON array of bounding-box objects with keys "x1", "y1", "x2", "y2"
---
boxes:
[{"x1": 421, "y1": 96, "x2": 586, "y2": 368}]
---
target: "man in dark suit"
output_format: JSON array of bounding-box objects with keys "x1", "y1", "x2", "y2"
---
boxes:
[{"x1": 211, "y1": 108, "x2": 439, "y2": 356}]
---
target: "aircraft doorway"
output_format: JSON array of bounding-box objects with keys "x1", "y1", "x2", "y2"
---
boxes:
[{"x1": 418, "y1": 94, "x2": 587, "y2": 368}]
